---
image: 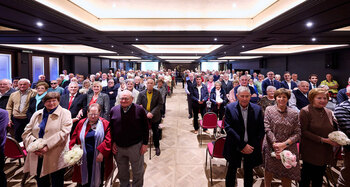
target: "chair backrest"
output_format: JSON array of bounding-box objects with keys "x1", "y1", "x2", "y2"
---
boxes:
[
  {"x1": 4, "y1": 136, "x2": 26, "y2": 158},
  {"x1": 213, "y1": 137, "x2": 226, "y2": 158},
  {"x1": 202, "y1": 112, "x2": 218, "y2": 128}
]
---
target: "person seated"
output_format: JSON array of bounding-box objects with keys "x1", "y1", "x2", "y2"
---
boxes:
[
  {"x1": 289, "y1": 81, "x2": 310, "y2": 112},
  {"x1": 337, "y1": 77, "x2": 350, "y2": 104},
  {"x1": 320, "y1": 73, "x2": 339, "y2": 97},
  {"x1": 210, "y1": 81, "x2": 227, "y2": 120},
  {"x1": 281, "y1": 72, "x2": 297, "y2": 90}
]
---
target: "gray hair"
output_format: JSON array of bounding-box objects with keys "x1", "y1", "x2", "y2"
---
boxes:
[
  {"x1": 125, "y1": 79, "x2": 134, "y2": 84},
  {"x1": 266, "y1": 86, "x2": 276, "y2": 92},
  {"x1": 214, "y1": 80, "x2": 222, "y2": 86},
  {"x1": 318, "y1": 84, "x2": 329, "y2": 90},
  {"x1": 237, "y1": 86, "x2": 251, "y2": 95},
  {"x1": 119, "y1": 77, "x2": 125, "y2": 82},
  {"x1": 68, "y1": 82, "x2": 79, "y2": 87},
  {"x1": 298, "y1": 80, "x2": 309, "y2": 87},
  {"x1": 18, "y1": 78, "x2": 30, "y2": 84},
  {"x1": 120, "y1": 90, "x2": 133, "y2": 98},
  {"x1": 0, "y1": 79, "x2": 12, "y2": 85}
]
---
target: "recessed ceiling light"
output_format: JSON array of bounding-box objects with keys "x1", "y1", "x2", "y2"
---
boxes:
[
  {"x1": 36, "y1": 21, "x2": 44, "y2": 27},
  {"x1": 311, "y1": 37, "x2": 316, "y2": 42},
  {"x1": 38, "y1": 37, "x2": 42, "y2": 41},
  {"x1": 306, "y1": 21, "x2": 313, "y2": 28},
  {"x1": 131, "y1": 51, "x2": 134, "y2": 53},
  {"x1": 214, "y1": 38, "x2": 217, "y2": 41},
  {"x1": 111, "y1": 45, "x2": 114, "y2": 48},
  {"x1": 242, "y1": 45, "x2": 245, "y2": 48},
  {"x1": 135, "y1": 38, "x2": 139, "y2": 41}
]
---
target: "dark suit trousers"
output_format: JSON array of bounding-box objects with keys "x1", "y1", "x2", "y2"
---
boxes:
[
  {"x1": 192, "y1": 103, "x2": 206, "y2": 130},
  {"x1": 151, "y1": 121, "x2": 161, "y2": 148},
  {"x1": 12, "y1": 117, "x2": 29, "y2": 142},
  {"x1": 187, "y1": 94, "x2": 193, "y2": 116},
  {"x1": 36, "y1": 157, "x2": 65, "y2": 187},
  {"x1": 212, "y1": 104, "x2": 225, "y2": 120},
  {"x1": 300, "y1": 161, "x2": 326, "y2": 187},
  {"x1": 0, "y1": 151, "x2": 6, "y2": 187},
  {"x1": 226, "y1": 158, "x2": 254, "y2": 187}
]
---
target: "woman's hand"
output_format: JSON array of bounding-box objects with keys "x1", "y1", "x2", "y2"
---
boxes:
[
  {"x1": 321, "y1": 138, "x2": 340, "y2": 146},
  {"x1": 273, "y1": 142, "x2": 287, "y2": 153},
  {"x1": 34, "y1": 145, "x2": 48, "y2": 156}
]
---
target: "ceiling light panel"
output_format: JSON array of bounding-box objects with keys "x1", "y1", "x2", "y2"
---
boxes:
[
  {"x1": 241, "y1": 45, "x2": 349, "y2": 54},
  {"x1": 0, "y1": 44, "x2": 116, "y2": 53},
  {"x1": 158, "y1": 56, "x2": 201, "y2": 59},
  {"x1": 99, "y1": 56, "x2": 141, "y2": 59},
  {"x1": 133, "y1": 45, "x2": 223, "y2": 54},
  {"x1": 218, "y1": 56, "x2": 263, "y2": 59}
]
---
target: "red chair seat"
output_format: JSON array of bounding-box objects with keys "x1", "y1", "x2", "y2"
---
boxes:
[
  {"x1": 217, "y1": 120, "x2": 223, "y2": 128},
  {"x1": 207, "y1": 142, "x2": 214, "y2": 156}
]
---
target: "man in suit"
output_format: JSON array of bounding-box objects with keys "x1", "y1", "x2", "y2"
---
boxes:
[
  {"x1": 289, "y1": 81, "x2": 310, "y2": 112},
  {"x1": 134, "y1": 76, "x2": 145, "y2": 92},
  {"x1": 0, "y1": 79, "x2": 15, "y2": 109},
  {"x1": 233, "y1": 75, "x2": 259, "y2": 103},
  {"x1": 309, "y1": 74, "x2": 319, "y2": 90},
  {"x1": 223, "y1": 86, "x2": 265, "y2": 187},
  {"x1": 281, "y1": 72, "x2": 297, "y2": 90},
  {"x1": 185, "y1": 73, "x2": 195, "y2": 118},
  {"x1": 221, "y1": 74, "x2": 233, "y2": 94},
  {"x1": 59, "y1": 82, "x2": 86, "y2": 134},
  {"x1": 262, "y1": 71, "x2": 281, "y2": 95},
  {"x1": 31, "y1": 75, "x2": 50, "y2": 89},
  {"x1": 137, "y1": 78, "x2": 163, "y2": 156},
  {"x1": 102, "y1": 79, "x2": 118, "y2": 110},
  {"x1": 191, "y1": 76, "x2": 209, "y2": 134}
]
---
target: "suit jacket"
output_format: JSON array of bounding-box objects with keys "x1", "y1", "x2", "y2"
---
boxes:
[
  {"x1": 221, "y1": 80, "x2": 233, "y2": 94},
  {"x1": 136, "y1": 89, "x2": 163, "y2": 123},
  {"x1": 280, "y1": 80, "x2": 297, "y2": 90},
  {"x1": 0, "y1": 88, "x2": 15, "y2": 109},
  {"x1": 262, "y1": 79, "x2": 281, "y2": 95},
  {"x1": 26, "y1": 97, "x2": 45, "y2": 120},
  {"x1": 210, "y1": 88, "x2": 228, "y2": 107},
  {"x1": 309, "y1": 82, "x2": 318, "y2": 90},
  {"x1": 60, "y1": 93, "x2": 87, "y2": 119},
  {"x1": 190, "y1": 84, "x2": 209, "y2": 106},
  {"x1": 223, "y1": 102, "x2": 264, "y2": 168},
  {"x1": 86, "y1": 93, "x2": 110, "y2": 120},
  {"x1": 134, "y1": 83, "x2": 145, "y2": 92},
  {"x1": 233, "y1": 85, "x2": 259, "y2": 103}
]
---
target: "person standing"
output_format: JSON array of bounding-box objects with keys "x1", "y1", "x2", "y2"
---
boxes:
[
  {"x1": 102, "y1": 79, "x2": 118, "y2": 110},
  {"x1": 87, "y1": 82, "x2": 110, "y2": 120},
  {"x1": 110, "y1": 90, "x2": 149, "y2": 187},
  {"x1": 6, "y1": 78, "x2": 37, "y2": 142},
  {"x1": 281, "y1": 72, "x2": 297, "y2": 90},
  {"x1": 26, "y1": 82, "x2": 48, "y2": 120},
  {"x1": 191, "y1": 76, "x2": 209, "y2": 134},
  {"x1": 0, "y1": 79, "x2": 15, "y2": 109},
  {"x1": 289, "y1": 81, "x2": 310, "y2": 112},
  {"x1": 221, "y1": 74, "x2": 233, "y2": 94},
  {"x1": 47, "y1": 80, "x2": 64, "y2": 95},
  {"x1": 223, "y1": 86, "x2": 265, "y2": 187},
  {"x1": 309, "y1": 74, "x2": 319, "y2": 90},
  {"x1": 0, "y1": 108, "x2": 8, "y2": 187},
  {"x1": 262, "y1": 71, "x2": 281, "y2": 95},
  {"x1": 185, "y1": 73, "x2": 195, "y2": 119},
  {"x1": 137, "y1": 78, "x2": 163, "y2": 156}
]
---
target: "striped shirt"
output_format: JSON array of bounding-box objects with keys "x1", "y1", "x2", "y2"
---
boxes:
[{"x1": 334, "y1": 100, "x2": 350, "y2": 150}]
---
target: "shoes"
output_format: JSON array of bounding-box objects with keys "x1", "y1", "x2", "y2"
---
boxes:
[
  {"x1": 188, "y1": 115, "x2": 192, "y2": 119},
  {"x1": 155, "y1": 148, "x2": 161, "y2": 156},
  {"x1": 194, "y1": 130, "x2": 198, "y2": 134},
  {"x1": 203, "y1": 130, "x2": 209, "y2": 134}
]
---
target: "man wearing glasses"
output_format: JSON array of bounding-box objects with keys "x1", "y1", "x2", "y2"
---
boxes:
[{"x1": 48, "y1": 80, "x2": 64, "y2": 95}]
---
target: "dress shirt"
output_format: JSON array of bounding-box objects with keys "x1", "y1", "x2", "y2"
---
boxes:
[
  {"x1": 184, "y1": 80, "x2": 194, "y2": 95},
  {"x1": 69, "y1": 93, "x2": 77, "y2": 103},
  {"x1": 197, "y1": 85, "x2": 202, "y2": 101},
  {"x1": 287, "y1": 82, "x2": 292, "y2": 90},
  {"x1": 215, "y1": 89, "x2": 223, "y2": 103},
  {"x1": 19, "y1": 89, "x2": 30, "y2": 113},
  {"x1": 240, "y1": 104, "x2": 248, "y2": 142},
  {"x1": 101, "y1": 79, "x2": 108, "y2": 87}
]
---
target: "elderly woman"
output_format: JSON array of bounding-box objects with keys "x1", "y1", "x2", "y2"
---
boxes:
[
  {"x1": 299, "y1": 88, "x2": 339, "y2": 187},
  {"x1": 22, "y1": 92, "x2": 72, "y2": 187},
  {"x1": 206, "y1": 75, "x2": 215, "y2": 94},
  {"x1": 79, "y1": 79, "x2": 92, "y2": 94},
  {"x1": 262, "y1": 88, "x2": 301, "y2": 186},
  {"x1": 318, "y1": 84, "x2": 337, "y2": 111},
  {"x1": 87, "y1": 82, "x2": 110, "y2": 120},
  {"x1": 27, "y1": 82, "x2": 49, "y2": 120},
  {"x1": 228, "y1": 80, "x2": 239, "y2": 103},
  {"x1": 69, "y1": 103, "x2": 113, "y2": 187},
  {"x1": 258, "y1": 86, "x2": 276, "y2": 112},
  {"x1": 210, "y1": 81, "x2": 227, "y2": 120},
  {"x1": 115, "y1": 79, "x2": 139, "y2": 105}
]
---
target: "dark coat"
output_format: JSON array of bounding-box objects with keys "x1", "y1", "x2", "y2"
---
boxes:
[
  {"x1": 280, "y1": 80, "x2": 297, "y2": 90},
  {"x1": 0, "y1": 88, "x2": 15, "y2": 109},
  {"x1": 221, "y1": 80, "x2": 233, "y2": 94},
  {"x1": 233, "y1": 85, "x2": 259, "y2": 103},
  {"x1": 210, "y1": 88, "x2": 228, "y2": 108},
  {"x1": 87, "y1": 93, "x2": 110, "y2": 120},
  {"x1": 223, "y1": 102, "x2": 265, "y2": 168},
  {"x1": 134, "y1": 83, "x2": 145, "y2": 92},
  {"x1": 60, "y1": 93, "x2": 87, "y2": 119},
  {"x1": 262, "y1": 79, "x2": 281, "y2": 95},
  {"x1": 136, "y1": 89, "x2": 163, "y2": 123},
  {"x1": 102, "y1": 86, "x2": 118, "y2": 109},
  {"x1": 26, "y1": 97, "x2": 45, "y2": 120},
  {"x1": 190, "y1": 84, "x2": 209, "y2": 106}
]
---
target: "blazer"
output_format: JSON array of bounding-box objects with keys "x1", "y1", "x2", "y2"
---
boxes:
[
  {"x1": 136, "y1": 89, "x2": 163, "y2": 123},
  {"x1": 190, "y1": 84, "x2": 209, "y2": 105},
  {"x1": 87, "y1": 93, "x2": 110, "y2": 120},
  {"x1": 221, "y1": 80, "x2": 233, "y2": 94},
  {"x1": 223, "y1": 102, "x2": 264, "y2": 168},
  {"x1": 26, "y1": 97, "x2": 45, "y2": 120},
  {"x1": 262, "y1": 79, "x2": 281, "y2": 95},
  {"x1": 233, "y1": 85, "x2": 259, "y2": 103},
  {"x1": 309, "y1": 82, "x2": 318, "y2": 90},
  {"x1": 0, "y1": 88, "x2": 15, "y2": 109},
  {"x1": 22, "y1": 106, "x2": 72, "y2": 177},
  {"x1": 102, "y1": 86, "x2": 118, "y2": 109},
  {"x1": 60, "y1": 93, "x2": 87, "y2": 119},
  {"x1": 134, "y1": 83, "x2": 145, "y2": 92},
  {"x1": 69, "y1": 117, "x2": 114, "y2": 183},
  {"x1": 210, "y1": 88, "x2": 228, "y2": 107},
  {"x1": 280, "y1": 80, "x2": 297, "y2": 90}
]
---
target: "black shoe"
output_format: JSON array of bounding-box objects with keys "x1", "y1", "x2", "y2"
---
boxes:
[
  {"x1": 155, "y1": 148, "x2": 161, "y2": 156},
  {"x1": 188, "y1": 115, "x2": 192, "y2": 119}
]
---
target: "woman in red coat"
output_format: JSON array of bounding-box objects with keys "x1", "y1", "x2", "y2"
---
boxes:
[{"x1": 69, "y1": 103, "x2": 113, "y2": 186}]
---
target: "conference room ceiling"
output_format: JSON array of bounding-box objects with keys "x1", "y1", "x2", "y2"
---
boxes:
[{"x1": 0, "y1": 0, "x2": 349, "y2": 62}]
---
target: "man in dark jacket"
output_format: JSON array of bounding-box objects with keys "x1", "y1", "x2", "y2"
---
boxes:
[
  {"x1": 0, "y1": 79, "x2": 15, "y2": 109},
  {"x1": 191, "y1": 76, "x2": 209, "y2": 133},
  {"x1": 289, "y1": 81, "x2": 310, "y2": 112},
  {"x1": 223, "y1": 86, "x2": 264, "y2": 187},
  {"x1": 281, "y1": 72, "x2": 297, "y2": 90},
  {"x1": 102, "y1": 79, "x2": 118, "y2": 110},
  {"x1": 137, "y1": 78, "x2": 163, "y2": 156},
  {"x1": 262, "y1": 71, "x2": 281, "y2": 95},
  {"x1": 185, "y1": 73, "x2": 195, "y2": 118}
]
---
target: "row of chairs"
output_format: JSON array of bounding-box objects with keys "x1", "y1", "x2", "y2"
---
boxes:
[{"x1": 198, "y1": 112, "x2": 225, "y2": 145}]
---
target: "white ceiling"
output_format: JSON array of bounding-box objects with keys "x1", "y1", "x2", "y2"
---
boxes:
[
  {"x1": 133, "y1": 45, "x2": 222, "y2": 54},
  {"x1": 0, "y1": 44, "x2": 116, "y2": 53},
  {"x1": 241, "y1": 45, "x2": 349, "y2": 54}
]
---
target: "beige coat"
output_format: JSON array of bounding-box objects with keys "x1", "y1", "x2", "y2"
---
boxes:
[{"x1": 22, "y1": 105, "x2": 72, "y2": 177}]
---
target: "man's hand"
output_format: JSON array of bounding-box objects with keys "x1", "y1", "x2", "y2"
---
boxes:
[
  {"x1": 147, "y1": 112, "x2": 153, "y2": 119},
  {"x1": 140, "y1": 144, "x2": 148, "y2": 155},
  {"x1": 96, "y1": 152, "x2": 103, "y2": 162},
  {"x1": 112, "y1": 143, "x2": 118, "y2": 155},
  {"x1": 7, "y1": 121, "x2": 13, "y2": 128},
  {"x1": 241, "y1": 144, "x2": 254, "y2": 154}
]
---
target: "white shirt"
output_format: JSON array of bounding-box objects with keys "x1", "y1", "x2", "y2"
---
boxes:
[
  {"x1": 215, "y1": 89, "x2": 223, "y2": 103},
  {"x1": 101, "y1": 79, "x2": 108, "y2": 87},
  {"x1": 197, "y1": 85, "x2": 202, "y2": 101}
]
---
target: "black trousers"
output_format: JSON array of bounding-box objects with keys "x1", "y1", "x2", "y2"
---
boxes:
[
  {"x1": 12, "y1": 117, "x2": 29, "y2": 142},
  {"x1": 212, "y1": 104, "x2": 225, "y2": 120},
  {"x1": 0, "y1": 151, "x2": 6, "y2": 187},
  {"x1": 226, "y1": 159, "x2": 254, "y2": 187},
  {"x1": 187, "y1": 94, "x2": 193, "y2": 116},
  {"x1": 36, "y1": 157, "x2": 65, "y2": 187},
  {"x1": 151, "y1": 121, "x2": 161, "y2": 148},
  {"x1": 299, "y1": 161, "x2": 326, "y2": 187},
  {"x1": 192, "y1": 103, "x2": 206, "y2": 130}
]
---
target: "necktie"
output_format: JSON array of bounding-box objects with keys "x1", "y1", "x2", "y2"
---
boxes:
[
  {"x1": 270, "y1": 80, "x2": 274, "y2": 86},
  {"x1": 68, "y1": 95, "x2": 74, "y2": 110}
]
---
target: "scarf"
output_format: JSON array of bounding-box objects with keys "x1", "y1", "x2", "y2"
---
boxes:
[
  {"x1": 79, "y1": 118, "x2": 105, "y2": 187},
  {"x1": 38, "y1": 107, "x2": 57, "y2": 138},
  {"x1": 35, "y1": 91, "x2": 47, "y2": 111}
]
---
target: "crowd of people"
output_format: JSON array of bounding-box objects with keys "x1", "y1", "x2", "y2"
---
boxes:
[
  {"x1": 0, "y1": 67, "x2": 349, "y2": 187},
  {"x1": 184, "y1": 69, "x2": 349, "y2": 187}
]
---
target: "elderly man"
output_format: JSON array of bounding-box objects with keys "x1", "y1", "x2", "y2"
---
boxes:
[
  {"x1": 110, "y1": 90, "x2": 148, "y2": 187},
  {"x1": 63, "y1": 77, "x2": 79, "y2": 95},
  {"x1": 334, "y1": 86, "x2": 350, "y2": 187},
  {"x1": 47, "y1": 80, "x2": 64, "y2": 95},
  {"x1": 60, "y1": 82, "x2": 87, "y2": 134},
  {"x1": 221, "y1": 74, "x2": 233, "y2": 94},
  {"x1": 134, "y1": 76, "x2": 145, "y2": 92},
  {"x1": 32, "y1": 75, "x2": 50, "y2": 89},
  {"x1": 262, "y1": 71, "x2": 281, "y2": 95},
  {"x1": 185, "y1": 73, "x2": 195, "y2": 118},
  {"x1": 100, "y1": 73, "x2": 108, "y2": 87},
  {"x1": 102, "y1": 79, "x2": 118, "y2": 110},
  {"x1": 289, "y1": 81, "x2": 310, "y2": 112},
  {"x1": 191, "y1": 76, "x2": 209, "y2": 134},
  {"x1": 137, "y1": 78, "x2": 163, "y2": 156},
  {"x1": 0, "y1": 79, "x2": 15, "y2": 109},
  {"x1": 6, "y1": 78, "x2": 37, "y2": 142},
  {"x1": 233, "y1": 75, "x2": 259, "y2": 103},
  {"x1": 223, "y1": 86, "x2": 264, "y2": 187}
]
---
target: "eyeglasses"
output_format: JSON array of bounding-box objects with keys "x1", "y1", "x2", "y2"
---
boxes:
[
  {"x1": 88, "y1": 114, "x2": 99, "y2": 117},
  {"x1": 51, "y1": 83, "x2": 57, "y2": 85}
]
